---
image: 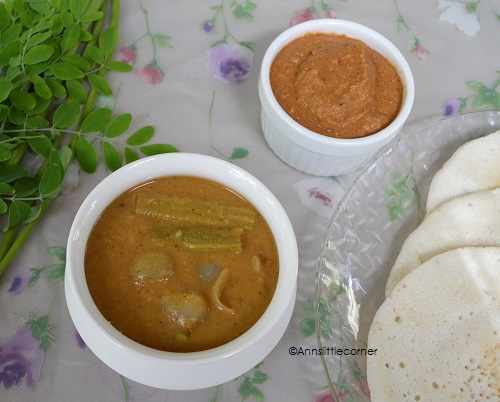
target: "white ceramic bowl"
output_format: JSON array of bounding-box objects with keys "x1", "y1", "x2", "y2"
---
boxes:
[
  {"x1": 258, "y1": 19, "x2": 415, "y2": 176},
  {"x1": 65, "y1": 153, "x2": 298, "y2": 390}
]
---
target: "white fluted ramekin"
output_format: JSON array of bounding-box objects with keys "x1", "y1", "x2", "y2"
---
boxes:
[
  {"x1": 65, "y1": 153, "x2": 298, "y2": 390},
  {"x1": 258, "y1": 19, "x2": 414, "y2": 176}
]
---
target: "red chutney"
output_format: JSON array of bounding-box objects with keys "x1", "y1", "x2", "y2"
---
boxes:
[{"x1": 270, "y1": 33, "x2": 404, "y2": 139}]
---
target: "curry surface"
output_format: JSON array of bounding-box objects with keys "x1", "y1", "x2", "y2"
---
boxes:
[{"x1": 85, "y1": 176, "x2": 279, "y2": 352}]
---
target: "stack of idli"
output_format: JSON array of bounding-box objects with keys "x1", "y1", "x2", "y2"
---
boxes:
[{"x1": 367, "y1": 130, "x2": 500, "y2": 401}]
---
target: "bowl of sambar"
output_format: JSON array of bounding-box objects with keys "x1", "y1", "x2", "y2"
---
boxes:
[{"x1": 65, "y1": 153, "x2": 298, "y2": 390}]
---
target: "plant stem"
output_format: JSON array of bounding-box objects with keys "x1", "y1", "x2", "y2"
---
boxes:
[
  {"x1": 0, "y1": 0, "x2": 106, "y2": 262},
  {"x1": 0, "y1": 200, "x2": 51, "y2": 277},
  {"x1": 0, "y1": 0, "x2": 121, "y2": 275}
]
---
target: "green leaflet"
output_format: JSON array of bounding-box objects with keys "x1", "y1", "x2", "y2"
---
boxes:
[
  {"x1": 87, "y1": 74, "x2": 113, "y2": 96},
  {"x1": 2, "y1": 24, "x2": 22, "y2": 45},
  {"x1": 69, "y1": 0, "x2": 89, "y2": 18},
  {"x1": 6, "y1": 200, "x2": 32, "y2": 230},
  {"x1": 0, "y1": 183, "x2": 15, "y2": 195},
  {"x1": 0, "y1": 40, "x2": 22, "y2": 66},
  {"x1": 32, "y1": 75, "x2": 52, "y2": 99},
  {"x1": 105, "y1": 113, "x2": 132, "y2": 138},
  {"x1": 61, "y1": 23, "x2": 81, "y2": 52},
  {"x1": 39, "y1": 163, "x2": 62, "y2": 197},
  {"x1": 105, "y1": 60, "x2": 133, "y2": 72},
  {"x1": 102, "y1": 142, "x2": 122, "y2": 172},
  {"x1": 25, "y1": 31, "x2": 53, "y2": 47},
  {"x1": 76, "y1": 136, "x2": 97, "y2": 173},
  {"x1": 0, "y1": 79, "x2": 13, "y2": 102},
  {"x1": 124, "y1": 147, "x2": 139, "y2": 164},
  {"x1": 24, "y1": 45, "x2": 54, "y2": 65},
  {"x1": 49, "y1": 62, "x2": 84, "y2": 80},
  {"x1": 127, "y1": 125, "x2": 154, "y2": 146},
  {"x1": 57, "y1": 145, "x2": 73, "y2": 170},
  {"x1": 140, "y1": 143, "x2": 179, "y2": 156},
  {"x1": 9, "y1": 91, "x2": 36, "y2": 111},
  {"x1": 52, "y1": 99, "x2": 80, "y2": 128},
  {"x1": 14, "y1": 177, "x2": 39, "y2": 197},
  {"x1": 50, "y1": 14, "x2": 64, "y2": 35},
  {"x1": 80, "y1": 11, "x2": 104, "y2": 23},
  {"x1": 98, "y1": 27, "x2": 118, "y2": 56},
  {"x1": 0, "y1": 147, "x2": 11, "y2": 162},
  {"x1": 0, "y1": 199, "x2": 6, "y2": 214},
  {"x1": 85, "y1": 44, "x2": 104, "y2": 64},
  {"x1": 61, "y1": 54, "x2": 91, "y2": 71},
  {"x1": 79, "y1": 107, "x2": 113, "y2": 132},
  {"x1": 0, "y1": 3, "x2": 10, "y2": 30},
  {"x1": 66, "y1": 79, "x2": 87, "y2": 104},
  {"x1": 0, "y1": 165, "x2": 28, "y2": 184},
  {"x1": 26, "y1": 132, "x2": 53, "y2": 158},
  {"x1": 46, "y1": 80, "x2": 67, "y2": 99}
]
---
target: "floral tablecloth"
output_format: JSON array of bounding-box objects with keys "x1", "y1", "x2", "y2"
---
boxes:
[{"x1": 1, "y1": 1, "x2": 499, "y2": 401}]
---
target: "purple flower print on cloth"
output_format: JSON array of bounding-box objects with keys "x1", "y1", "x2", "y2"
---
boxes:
[
  {"x1": 444, "y1": 97, "x2": 463, "y2": 116},
  {"x1": 206, "y1": 44, "x2": 254, "y2": 84},
  {"x1": 8, "y1": 269, "x2": 33, "y2": 295},
  {"x1": 136, "y1": 65, "x2": 163, "y2": 85},
  {"x1": 0, "y1": 325, "x2": 44, "y2": 390},
  {"x1": 70, "y1": 321, "x2": 86, "y2": 350},
  {"x1": 202, "y1": 2, "x2": 256, "y2": 84},
  {"x1": 204, "y1": 21, "x2": 214, "y2": 33}
]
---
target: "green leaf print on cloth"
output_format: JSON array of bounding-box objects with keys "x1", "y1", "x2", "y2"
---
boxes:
[
  {"x1": 385, "y1": 155, "x2": 425, "y2": 222},
  {"x1": 444, "y1": 74, "x2": 500, "y2": 116},
  {"x1": 207, "y1": 91, "x2": 250, "y2": 160},
  {"x1": 211, "y1": 362, "x2": 270, "y2": 402},
  {"x1": 394, "y1": 0, "x2": 429, "y2": 60}
]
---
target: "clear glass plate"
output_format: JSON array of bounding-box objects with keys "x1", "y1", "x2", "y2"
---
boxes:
[{"x1": 314, "y1": 110, "x2": 500, "y2": 401}]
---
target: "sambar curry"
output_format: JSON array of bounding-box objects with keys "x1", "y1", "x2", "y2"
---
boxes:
[{"x1": 85, "y1": 176, "x2": 279, "y2": 352}]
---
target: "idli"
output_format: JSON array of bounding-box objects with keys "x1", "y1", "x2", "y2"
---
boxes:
[
  {"x1": 385, "y1": 188, "x2": 500, "y2": 297},
  {"x1": 426, "y1": 130, "x2": 500, "y2": 215},
  {"x1": 368, "y1": 247, "x2": 500, "y2": 402}
]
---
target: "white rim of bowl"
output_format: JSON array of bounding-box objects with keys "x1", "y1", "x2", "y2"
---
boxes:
[
  {"x1": 259, "y1": 19, "x2": 415, "y2": 154},
  {"x1": 66, "y1": 153, "x2": 298, "y2": 365}
]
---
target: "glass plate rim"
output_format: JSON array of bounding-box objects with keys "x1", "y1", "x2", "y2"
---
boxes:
[{"x1": 314, "y1": 109, "x2": 500, "y2": 402}]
